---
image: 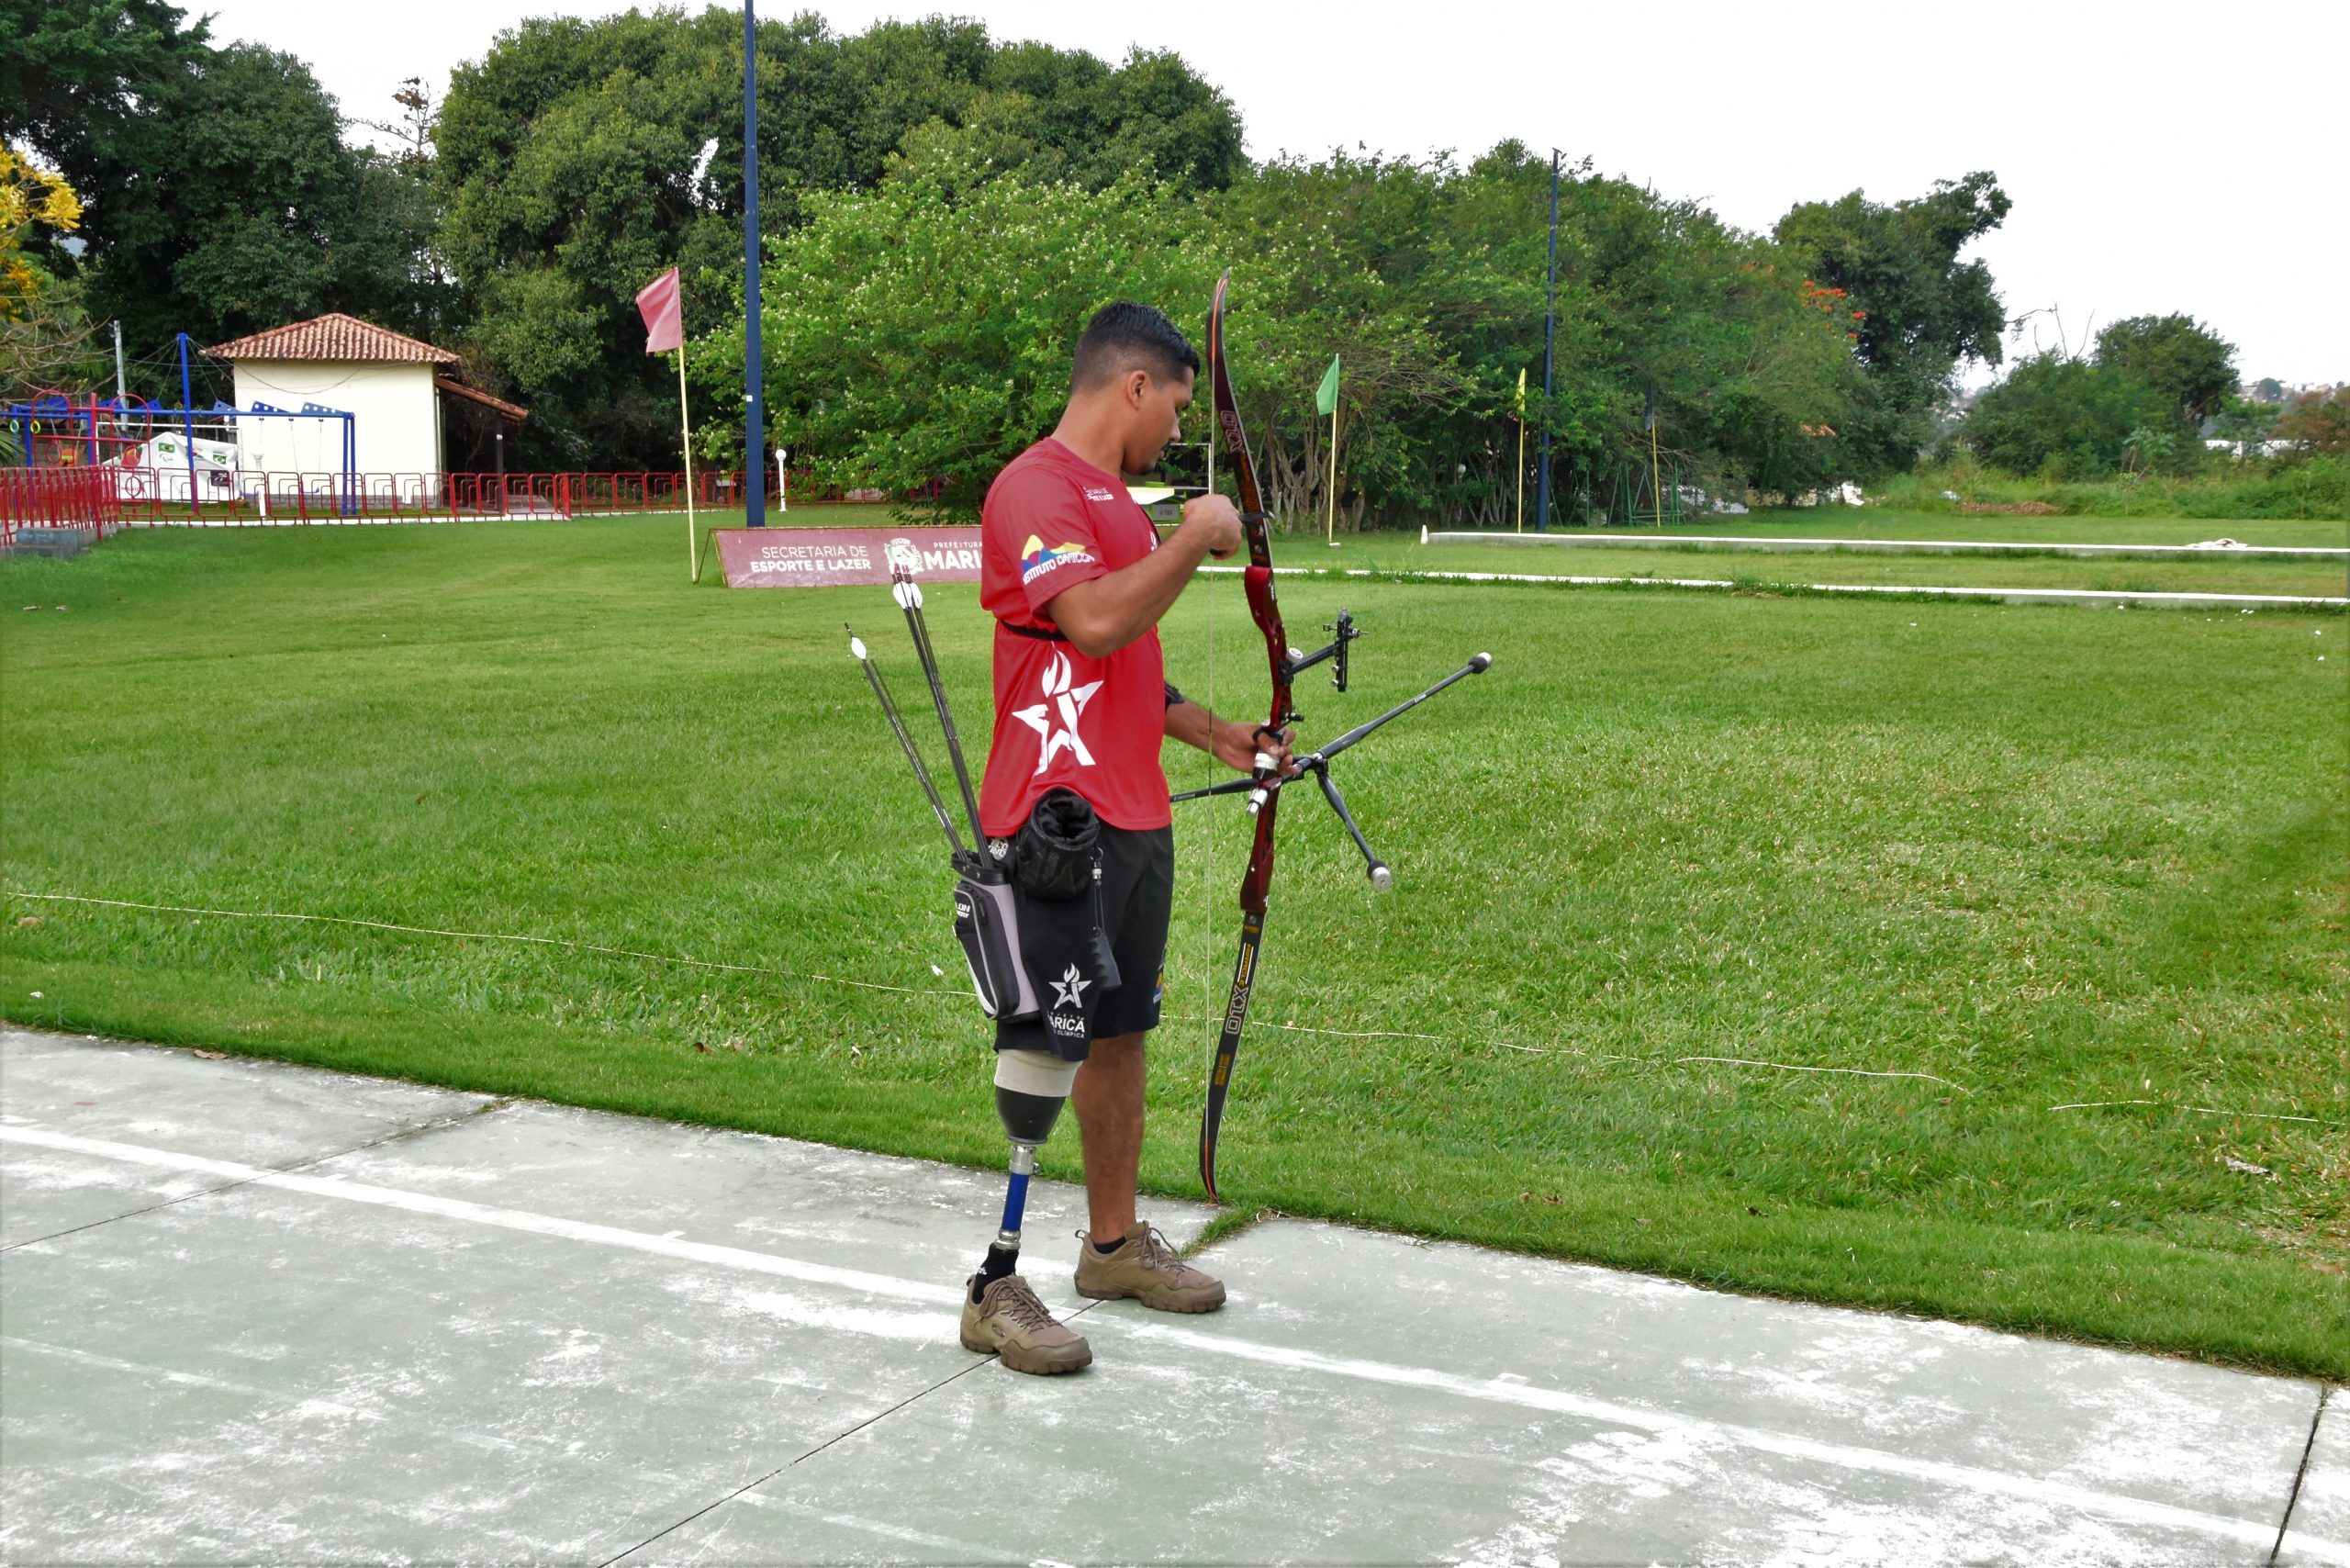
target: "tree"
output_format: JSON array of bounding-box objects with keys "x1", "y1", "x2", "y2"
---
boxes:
[
  {"x1": 1962, "y1": 353, "x2": 2170, "y2": 477},
  {"x1": 700, "y1": 159, "x2": 1216, "y2": 514},
  {"x1": 2093, "y1": 314, "x2": 2236, "y2": 425},
  {"x1": 0, "y1": 0, "x2": 212, "y2": 188},
  {"x1": 62, "y1": 42, "x2": 447, "y2": 358},
  {"x1": 2121, "y1": 425, "x2": 2175, "y2": 474},
  {"x1": 1774, "y1": 172, "x2": 2011, "y2": 476},
  {"x1": 2209, "y1": 396, "x2": 2280, "y2": 460},
  {"x1": 436, "y1": 6, "x2": 1246, "y2": 465},
  {"x1": 2274, "y1": 388, "x2": 2349, "y2": 459},
  {"x1": 0, "y1": 150, "x2": 110, "y2": 409}
]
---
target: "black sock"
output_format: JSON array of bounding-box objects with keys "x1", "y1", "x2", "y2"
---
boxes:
[
  {"x1": 1091, "y1": 1237, "x2": 1123, "y2": 1255},
  {"x1": 977, "y1": 1243, "x2": 1018, "y2": 1299}
]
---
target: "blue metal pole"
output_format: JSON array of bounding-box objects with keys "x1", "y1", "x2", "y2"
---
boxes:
[
  {"x1": 742, "y1": 0, "x2": 766, "y2": 528},
  {"x1": 1535, "y1": 150, "x2": 1559, "y2": 533},
  {"x1": 178, "y1": 333, "x2": 198, "y2": 511}
]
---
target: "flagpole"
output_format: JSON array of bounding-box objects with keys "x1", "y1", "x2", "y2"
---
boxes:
[
  {"x1": 1515, "y1": 366, "x2": 1527, "y2": 534},
  {"x1": 1516, "y1": 416, "x2": 1526, "y2": 534},
  {"x1": 1325, "y1": 402, "x2": 1339, "y2": 546},
  {"x1": 677, "y1": 346, "x2": 699, "y2": 581},
  {"x1": 1650, "y1": 419, "x2": 1663, "y2": 530}
]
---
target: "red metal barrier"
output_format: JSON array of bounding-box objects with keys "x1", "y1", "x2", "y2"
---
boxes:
[
  {"x1": 0, "y1": 466, "x2": 943, "y2": 540},
  {"x1": 0, "y1": 466, "x2": 124, "y2": 542}
]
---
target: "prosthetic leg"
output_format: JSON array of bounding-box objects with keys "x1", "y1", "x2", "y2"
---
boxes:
[{"x1": 974, "y1": 1047, "x2": 1080, "y2": 1295}]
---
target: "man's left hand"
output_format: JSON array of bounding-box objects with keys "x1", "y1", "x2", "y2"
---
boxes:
[{"x1": 1211, "y1": 717, "x2": 1296, "y2": 778}]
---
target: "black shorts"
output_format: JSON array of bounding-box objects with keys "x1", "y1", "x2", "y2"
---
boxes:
[{"x1": 994, "y1": 823, "x2": 1172, "y2": 1059}]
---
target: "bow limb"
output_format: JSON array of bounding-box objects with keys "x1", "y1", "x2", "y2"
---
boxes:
[{"x1": 1197, "y1": 268, "x2": 1293, "y2": 1204}]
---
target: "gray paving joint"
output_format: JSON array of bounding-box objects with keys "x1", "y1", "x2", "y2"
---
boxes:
[
  {"x1": 4, "y1": 1029, "x2": 2343, "y2": 1566},
  {"x1": 2274, "y1": 1387, "x2": 2337, "y2": 1566}
]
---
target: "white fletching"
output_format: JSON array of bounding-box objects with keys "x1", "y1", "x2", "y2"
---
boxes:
[
  {"x1": 849, "y1": 636, "x2": 867, "y2": 660},
  {"x1": 892, "y1": 580, "x2": 923, "y2": 610}
]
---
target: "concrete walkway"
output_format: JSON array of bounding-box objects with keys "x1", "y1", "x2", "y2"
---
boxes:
[{"x1": 1, "y1": 1027, "x2": 2338, "y2": 1566}]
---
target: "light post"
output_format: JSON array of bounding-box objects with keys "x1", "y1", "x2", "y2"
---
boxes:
[
  {"x1": 1535, "y1": 149, "x2": 1560, "y2": 532},
  {"x1": 742, "y1": 0, "x2": 766, "y2": 527}
]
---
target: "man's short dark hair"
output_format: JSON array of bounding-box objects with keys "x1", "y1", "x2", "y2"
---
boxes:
[{"x1": 1070, "y1": 301, "x2": 1201, "y2": 394}]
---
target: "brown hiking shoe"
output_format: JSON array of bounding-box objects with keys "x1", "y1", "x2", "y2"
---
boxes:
[
  {"x1": 959, "y1": 1273, "x2": 1091, "y2": 1375},
  {"x1": 1074, "y1": 1223, "x2": 1226, "y2": 1313}
]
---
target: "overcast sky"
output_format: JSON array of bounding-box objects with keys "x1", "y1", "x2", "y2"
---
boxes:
[{"x1": 196, "y1": 0, "x2": 2345, "y2": 387}]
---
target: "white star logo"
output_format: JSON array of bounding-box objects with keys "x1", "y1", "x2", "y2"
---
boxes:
[
  {"x1": 1013, "y1": 651, "x2": 1104, "y2": 774},
  {"x1": 1049, "y1": 963, "x2": 1091, "y2": 1012}
]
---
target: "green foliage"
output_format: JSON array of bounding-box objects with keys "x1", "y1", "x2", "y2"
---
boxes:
[
  {"x1": 702, "y1": 160, "x2": 1214, "y2": 511},
  {"x1": 0, "y1": 0, "x2": 211, "y2": 192},
  {"x1": 711, "y1": 142, "x2": 1876, "y2": 529},
  {"x1": 2210, "y1": 395, "x2": 2281, "y2": 457},
  {"x1": 6, "y1": 17, "x2": 453, "y2": 366},
  {"x1": 2277, "y1": 387, "x2": 2350, "y2": 458},
  {"x1": 1210, "y1": 146, "x2": 1865, "y2": 526},
  {"x1": 2094, "y1": 314, "x2": 2238, "y2": 424},
  {"x1": 1774, "y1": 172, "x2": 2011, "y2": 476},
  {"x1": 436, "y1": 6, "x2": 1244, "y2": 466},
  {"x1": 1962, "y1": 353, "x2": 2176, "y2": 478},
  {"x1": 2121, "y1": 424, "x2": 2175, "y2": 473},
  {"x1": 1870, "y1": 454, "x2": 2350, "y2": 521}
]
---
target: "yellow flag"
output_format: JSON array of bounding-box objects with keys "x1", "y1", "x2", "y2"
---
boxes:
[{"x1": 1516, "y1": 366, "x2": 1527, "y2": 416}]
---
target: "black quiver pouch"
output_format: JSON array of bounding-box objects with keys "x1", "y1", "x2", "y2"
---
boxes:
[
  {"x1": 1005, "y1": 790, "x2": 1119, "y2": 1057},
  {"x1": 953, "y1": 868, "x2": 1037, "y2": 1022}
]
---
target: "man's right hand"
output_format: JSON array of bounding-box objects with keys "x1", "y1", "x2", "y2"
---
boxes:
[{"x1": 1179, "y1": 494, "x2": 1245, "y2": 560}]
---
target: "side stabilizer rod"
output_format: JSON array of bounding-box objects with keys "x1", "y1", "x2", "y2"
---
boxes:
[{"x1": 1169, "y1": 652, "x2": 1491, "y2": 887}]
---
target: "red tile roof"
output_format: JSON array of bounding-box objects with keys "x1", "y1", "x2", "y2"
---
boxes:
[
  {"x1": 434, "y1": 375, "x2": 530, "y2": 423},
  {"x1": 206, "y1": 312, "x2": 462, "y2": 364}
]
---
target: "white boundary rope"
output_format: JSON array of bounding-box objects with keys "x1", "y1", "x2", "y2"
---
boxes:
[
  {"x1": 9, "y1": 891, "x2": 962, "y2": 998},
  {"x1": 14, "y1": 889, "x2": 2340, "y2": 1125},
  {"x1": 2045, "y1": 1099, "x2": 2335, "y2": 1127}
]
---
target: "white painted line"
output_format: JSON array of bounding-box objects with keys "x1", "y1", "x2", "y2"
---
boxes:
[
  {"x1": 1423, "y1": 530, "x2": 2350, "y2": 560},
  {"x1": 1199, "y1": 565, "x2": 2349, "y2": 609},
  {"x1": 0, "y1": 1125, "x2": 960, "y2": 1305},
  {"x1": 6, "y1": 1121, "x2": 2338, "y2": 1561}
]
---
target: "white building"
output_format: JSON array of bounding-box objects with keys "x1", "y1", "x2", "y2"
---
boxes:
[{"x1": 204, "y1": 314, "x2": 524, "y2": 498}]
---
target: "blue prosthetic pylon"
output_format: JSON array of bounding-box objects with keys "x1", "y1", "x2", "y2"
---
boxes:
[{"x1": 977, "y1": 1049, "x2": 1078, "y2": 1294}]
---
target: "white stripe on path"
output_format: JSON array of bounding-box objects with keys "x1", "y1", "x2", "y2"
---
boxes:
[
  {"x1": 5, "y1": 1122, "x2": 2339, "y2": 1562},
  {"x1": 0, "y1": 1124, "x2": 959, "y2": 1305},
  {"x1": 1203, "y1": 563, "x2": 2350, "y2": 609},
  {"x1": 1420, "y1": 530, "x2": 2350, "y2": 560}
]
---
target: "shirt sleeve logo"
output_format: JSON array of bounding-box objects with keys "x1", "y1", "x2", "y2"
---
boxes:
[
  {"x1": 1012, "y1": 650, "x2": 1104, "y2": 772},
  {"x1": 1020, "y1": 534, "x2": 1097, "y2": 586}
]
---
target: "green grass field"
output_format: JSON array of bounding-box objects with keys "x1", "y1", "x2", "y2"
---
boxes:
[{"x1": 4, "y1": 517, "x2": 2344, "y2": 1377}]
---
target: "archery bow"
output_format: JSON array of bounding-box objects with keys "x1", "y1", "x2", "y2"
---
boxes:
[{"x1": 1189, "y1": 269, "x2": 1490, "y2": 1203}]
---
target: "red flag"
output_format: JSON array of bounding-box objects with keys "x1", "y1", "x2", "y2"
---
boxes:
[{"x1": 635, "y1": 267, "x2": 682, "y2": 354}]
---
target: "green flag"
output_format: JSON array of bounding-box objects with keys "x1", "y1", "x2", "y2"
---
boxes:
[{"x1": 1315, "y1": 353, "x2": 1342, "y2": 417}]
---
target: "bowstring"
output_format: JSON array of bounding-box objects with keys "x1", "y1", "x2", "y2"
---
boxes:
[{"x1": 1197, "y1": 421, "x2": 1218, "y2": 1035}]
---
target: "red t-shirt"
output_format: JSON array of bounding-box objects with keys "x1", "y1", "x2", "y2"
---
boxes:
[{"x1": 977, "y1": 438, "x2": 1169, "y2": 836}]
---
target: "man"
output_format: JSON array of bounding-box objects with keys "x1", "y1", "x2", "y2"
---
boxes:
[{"x1": 960, "y1": 300, "x2": 1287, "y2": 1373}]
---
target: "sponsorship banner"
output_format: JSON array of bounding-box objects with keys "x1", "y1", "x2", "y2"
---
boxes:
[{"x1": 714, "y1": 527, "x2": 983, "y2": 588}]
